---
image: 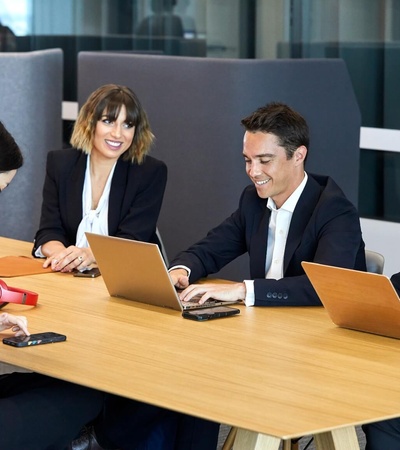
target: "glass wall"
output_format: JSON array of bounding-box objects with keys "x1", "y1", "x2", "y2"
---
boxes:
[
  {"x1": 1, "y1": 0, "x2": 399, "y2": 220},
  {"x1": 0, "y1": 0, "x2": 255, "y2": 101},
  {"x1": 1, "y1": 0, "x2": 399, "y2": 122},
  {"x1": 265, "y1": 0, "x2": 400, "y2": 221}
]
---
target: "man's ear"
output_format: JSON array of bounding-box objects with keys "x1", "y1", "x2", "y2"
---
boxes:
[{"x1": 294, "y1": 145, "x2": 307, "y2": 165}]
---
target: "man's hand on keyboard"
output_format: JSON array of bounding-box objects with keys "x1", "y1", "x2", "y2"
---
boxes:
[
  {"x1": 169, "y1": 268, "x2": 189, "y2": 290},
  {"x1": 179, "y1": 282, "x2": 246, "y2": 305}
]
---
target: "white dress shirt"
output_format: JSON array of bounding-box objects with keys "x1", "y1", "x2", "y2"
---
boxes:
[{"x1": 244, "y1": 172, "x2": 308, "y2": 305}]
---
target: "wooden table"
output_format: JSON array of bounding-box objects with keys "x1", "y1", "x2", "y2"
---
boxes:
[{"x1": 1, "y1": 237, "x2": 400, "y2": 450}]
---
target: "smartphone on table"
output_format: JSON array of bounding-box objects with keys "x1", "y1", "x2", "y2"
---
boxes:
[
  {"x1": 73, "y1": 268, "x2": 101, "y2": 278},
  {"x1": 2, "y1": 332, "x2": 67, "y2": 347},
  {"x1": 182, "y1": 306, "x2": 240, "y2": 321}
]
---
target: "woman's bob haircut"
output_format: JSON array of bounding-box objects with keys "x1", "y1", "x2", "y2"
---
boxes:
[{"x1": 70, "y1": 84, "x2": 154, "y2": 164}]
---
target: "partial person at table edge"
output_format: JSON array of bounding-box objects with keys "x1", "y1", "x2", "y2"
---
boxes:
[{"x1": 0, "y1": 120, "x2": 103, "y2": 450}]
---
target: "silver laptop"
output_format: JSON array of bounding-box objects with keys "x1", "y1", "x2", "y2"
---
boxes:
[
  {"x1": 302, "y1": 261, "x2": 400, "y2": 339},
  {"x1": 86, "y1": 233, "x2": 238, "y2": 311}
]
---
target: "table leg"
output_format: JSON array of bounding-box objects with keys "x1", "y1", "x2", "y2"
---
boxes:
[
  {"x1": 231, "y1": 425, "x2": 359, "y2": 450},
  {"x1": 314, "y1": 426, "x2": 360, "y2": 450},
  {"x1": 282, "y1": 440, "x2": 293, "y2": 450},
  {"x1": 233, "y1": 428, "x2": 281, "y2": 450}
]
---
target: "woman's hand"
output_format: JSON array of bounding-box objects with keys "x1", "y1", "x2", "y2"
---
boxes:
[
  {"x1": 43, "y1": 245, "x2": 95, "y2": 273},
  {"x1": 0, "y1": 312, "x2": 29, "y2": 336}
]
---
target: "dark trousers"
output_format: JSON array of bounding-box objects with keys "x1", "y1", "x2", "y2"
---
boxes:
[
  {"x1": 363, "y1": 419, "x2": 400, "y2": 450},
  {"x1": 0, "y1": 372, "x2": 104, "y2": 450},
  {"x1": 95, "y1": 394, "x2": 220, "y2": 450}
]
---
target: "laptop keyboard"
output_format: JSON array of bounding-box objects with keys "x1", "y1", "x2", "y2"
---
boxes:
[
  {"x1": 183, "y1": 297, "x2": 220, "y2": 309},
  {"x1": 176, "y1": 289, "x2": 223, "y2": 309}
]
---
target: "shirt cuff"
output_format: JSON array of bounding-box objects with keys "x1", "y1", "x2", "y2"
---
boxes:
[
  {"x1": 168, "y1": 265, "x2": 191, "y2": 278},
  {"x1": 243, "y1": 280, "x2": 254, "y2": 306},
  {"x1": 34, "y1": 246, "x2": 45, "y2": 258}
]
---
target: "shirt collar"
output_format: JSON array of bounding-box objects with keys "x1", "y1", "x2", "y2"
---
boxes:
[{"x1": 267, "y1": 171, "x2": 308, "y2": 213}]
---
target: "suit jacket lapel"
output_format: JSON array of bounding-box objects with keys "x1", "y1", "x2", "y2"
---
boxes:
[
  {"x1": 68, "y1": 154, "x2": 87, "y2": 232},
  {"x1": 249, "y1": 204, "x2": 271, "y2": 278},
  {"x1": 108, "y1": 159, "x2": 128, "y2": 234},
  {"x1": 283, "y1": 176, "x2": 321, "y2": 272}
]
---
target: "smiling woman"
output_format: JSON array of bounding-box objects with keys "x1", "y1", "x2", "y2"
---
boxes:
[{"x1": 32, "y1": 83, "x2": 168, "y2": 274}]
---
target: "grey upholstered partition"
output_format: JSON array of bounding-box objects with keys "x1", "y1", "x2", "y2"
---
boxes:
[
  {"x1": 0, "y1": 49, "x2": 63, "y2": 242},
  {"x1": 78, "y1": 53, "x2": 360, "y2": 280}
]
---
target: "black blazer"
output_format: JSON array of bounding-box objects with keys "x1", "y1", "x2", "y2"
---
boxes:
[
  {"x1": 32, "y1": 148, "x2": 167, "y2": 254},
  {"x1": 391, "y1": 273, "x2": 400, "y2": 295},
  {"x1": 169, "y1": 173, "x2": 366, "y2": 306}
]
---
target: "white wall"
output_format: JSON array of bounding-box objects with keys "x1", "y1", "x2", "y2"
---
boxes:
[
  {"x1": 359, "y1": 127, "x2": 400, "y2": 277},
  {"x1": 361, "y1": 218, "x2": 400, "y2": 277}
]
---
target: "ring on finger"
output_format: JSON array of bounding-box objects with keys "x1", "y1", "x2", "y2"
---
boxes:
[{"x1": 78, "y1": 256, "x2": 83, "y2": 262}]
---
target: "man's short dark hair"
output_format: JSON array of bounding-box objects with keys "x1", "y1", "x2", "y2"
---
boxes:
[{"x1": 241, "y1": 102, "x2": 309, "y2": 159}]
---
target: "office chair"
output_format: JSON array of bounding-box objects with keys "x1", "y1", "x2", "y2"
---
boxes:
[
  {"x1": 222, "y1": 250, "x2": 385, "y2": 450},
  {"x1": 365, "y1": 249, "x2": 385, "y2": 275}
]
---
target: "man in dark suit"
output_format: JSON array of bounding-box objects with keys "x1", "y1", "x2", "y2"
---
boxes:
[{"x1": 169, "y1": 102, "x2": 366, "y2": 306}]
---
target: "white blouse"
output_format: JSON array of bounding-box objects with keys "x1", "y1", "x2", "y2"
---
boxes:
[{"x1": 75, "y1": 155, "x2": 117, "y2": 248}]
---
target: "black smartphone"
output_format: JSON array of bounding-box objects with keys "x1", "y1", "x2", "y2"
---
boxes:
[
  {"x1": 2, "y1": 332, "x2": 67, "y2": 347},
  {"x1": 73, "y1": 268, "x2": 101, "y2": 278},
  {"x1": 182, "y1": 306, "x2": 240, "y2": 321}
]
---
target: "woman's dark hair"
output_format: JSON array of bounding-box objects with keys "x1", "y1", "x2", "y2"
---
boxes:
[{"x1": 0, "y1": 121, "x2": 23, "y2": 172}]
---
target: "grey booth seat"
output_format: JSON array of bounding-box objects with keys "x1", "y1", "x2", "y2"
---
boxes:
[
  {"x1": 77, "y1": 53, "x2": 360, "y2": 281},
  {"x1": 0, "y1": 49, "x2": 63, "y2": 242}
]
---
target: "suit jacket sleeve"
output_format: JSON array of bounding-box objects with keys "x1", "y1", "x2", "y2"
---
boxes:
[
  {"x1": 32, "y1": 150, "x2": 84, "y2": 255},
  {"x1": 168, "y1": 187, "x2": 261, "y2": 281},
  {"x1": 390, "y1": 273, "x2": 400, "y2": 295}
]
